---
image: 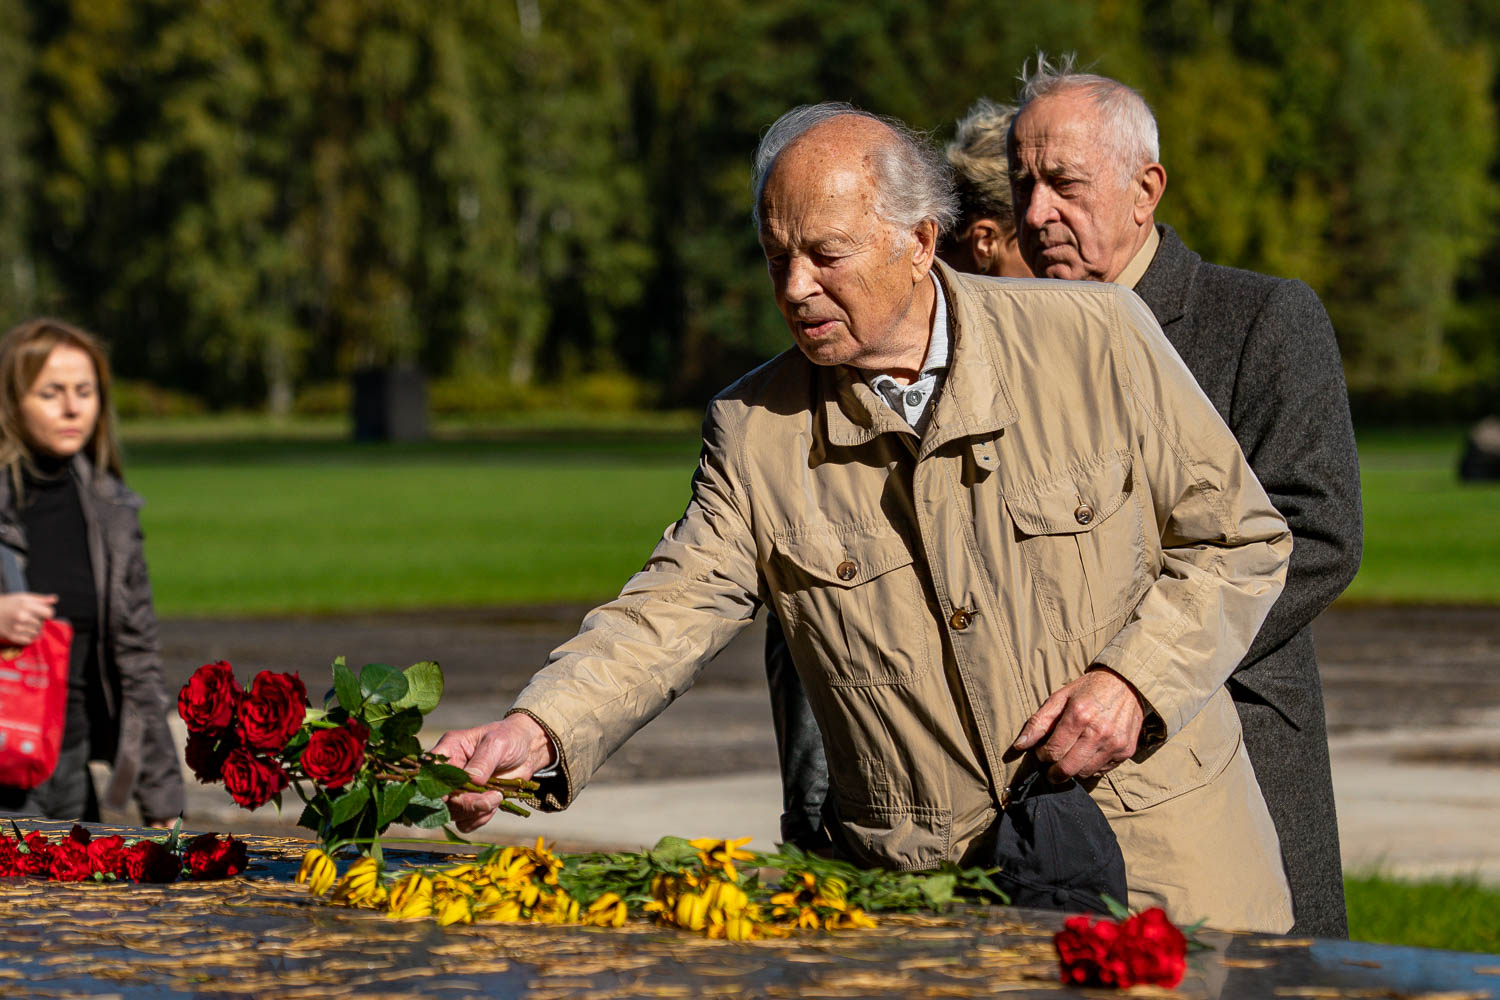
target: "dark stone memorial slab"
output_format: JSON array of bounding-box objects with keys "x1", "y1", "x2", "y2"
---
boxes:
[{"x1": 2, "y1": 820, "x2": 1495, "y2": 999}]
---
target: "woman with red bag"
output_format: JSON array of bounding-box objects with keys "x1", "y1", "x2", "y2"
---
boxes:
[{"x1": 0, "y1": 318, "x2": 183, "y2": 826}]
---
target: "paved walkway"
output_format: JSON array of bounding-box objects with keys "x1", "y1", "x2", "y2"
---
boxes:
[{"x1": 153, "y1": 604, "x2": 1500, "y2": 882}]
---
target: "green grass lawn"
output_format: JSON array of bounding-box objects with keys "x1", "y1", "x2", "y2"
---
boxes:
[
  {"x1": 1345, "y1": 873, "x2": 1500, "y2": 954},
  {"x1": 1344, "y1": 426, "x2": 1500, "y2": 604},
  {"x1": 128, "y1": 425, "x2": 704, "y2": 616},
  {"x1": 123, "y1": 417, "x2": 1499, "y2": 617}
]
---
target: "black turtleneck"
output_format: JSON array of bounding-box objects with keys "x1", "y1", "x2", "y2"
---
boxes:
[{"x1": 19, "y1": 457, "x2": 101, "y2": 751}]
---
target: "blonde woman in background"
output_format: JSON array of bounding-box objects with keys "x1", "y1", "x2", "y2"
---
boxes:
[{"x1": 0, "y1": 318, "x2": 182, "y2": 826}]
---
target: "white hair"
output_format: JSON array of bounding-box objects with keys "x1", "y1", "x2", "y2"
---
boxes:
[
  {"x1": 1014, "y1": 53, "x2": 1160, "y2": 187},
  {"x1": 751, "y1": 102, "x2": 958, "y2": 235}
]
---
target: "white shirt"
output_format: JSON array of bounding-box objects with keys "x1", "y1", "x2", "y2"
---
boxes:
[{"x1": 865, "y1": 271, "x2": 949, "y2": 433}]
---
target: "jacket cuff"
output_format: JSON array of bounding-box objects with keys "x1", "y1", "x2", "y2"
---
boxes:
[{"x1": 504, "y1": 708, "x2": 573, "y2": 811}]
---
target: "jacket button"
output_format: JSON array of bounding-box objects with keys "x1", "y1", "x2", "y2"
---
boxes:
[
  {"x1": 1074, "y1": 503, "x2": 1095, "y2": 526},
  {"x1": 836, "y1": 560, "x2": 858, "y2": 581},
  {"x1": 950, "y1": 609, "x2": 973, "y2": 630}
]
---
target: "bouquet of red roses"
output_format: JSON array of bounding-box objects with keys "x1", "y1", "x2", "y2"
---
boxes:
[
  {"x1": 0, "y1": 822, "x2": 246, "y2": 883},
  {"x1": 178, "y1": 658, "x2": 536, "y2": 858},
  {"x1": 1054, "y1": 906, "x2": 1189, "y2": 989}
]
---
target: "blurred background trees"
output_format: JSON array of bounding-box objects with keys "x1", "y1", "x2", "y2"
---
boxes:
[{"x1": 1, "y1": 0, "x2": 1496, "y2": 415}]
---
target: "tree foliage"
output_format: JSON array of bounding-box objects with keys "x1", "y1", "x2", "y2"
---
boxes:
[{"x1": 8, "y1": 0, "x2": 1497, "y2": 407}]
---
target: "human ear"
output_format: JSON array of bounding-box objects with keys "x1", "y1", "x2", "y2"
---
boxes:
[
  {"x1": 1133, "y1": 163, "x2": 1167, "y2": 223},
  {"x1": 909, "y1": 219, "x2": 939, "y2": 279},
  {"x1": 968, "y1": 219, "x2": 1002, "y2": 275}
]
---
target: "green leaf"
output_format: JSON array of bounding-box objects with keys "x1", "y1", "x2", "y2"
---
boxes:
[
  {"x1": 442, "y1": 825, "x2": 472, "y2": 845},
  {"x1": 423, "y1": 762, "x2": 472, "y2": 789},
  {"x1": 379, "y1": 707, "x2": 424, "y2": 744},
  {"x1": 377, "y1": 781, "x2": 417, "y2": 827},
  {"x1": 296, "y1": 801, "x2": 325, "y2": 832},
  {"x1": 647, "y1": 836, "x2": 700, "y2": 870},
  {"x1": 329, "y1": 782, "x2": 372, "y2": 827},
  {"x1": 1101, "y1": 894, "x2": 1132, "y2": 921},
  {"x1": 387, "y1": 735, "x2": 422, "y2": 759},
  {"x1": 411, "y1": 802, "x2": 451, "y2": 829},
  {"x1": 332, "y1": 658, "x2": 360, "y2": 712},
  {"x1": 395, "y1": 661, "x2": 443, "y2": 714},
  {"x1": 163, "y1": 817, "x2": 182, "y2": 854},
  {"x1": 918, "y1": 873, "x2": 958, "y2": 909},
  {"x1": 359, "y1": 663, "x2": 408, "y2": 705}
]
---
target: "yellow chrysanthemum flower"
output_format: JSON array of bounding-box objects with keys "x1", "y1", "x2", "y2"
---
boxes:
[
  {"x1": 387, "y1": 873, "x2": 434, "y2": 919},
  {"x1": 295, "y1": 848, "x2": 337, "y2": 897},
  {"x1": 332, "y1": 856, "x2": 386, "y2": 908},
  {"x1": 688, "y1": 837, "x2": 756, "y2": 880}
]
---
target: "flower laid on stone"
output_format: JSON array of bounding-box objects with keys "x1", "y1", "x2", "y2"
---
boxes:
[
  {"x1": 295, "y1": 835, "x2": 1004, "y2": 940},
  {"x1": 0, "y1": 823, "x2": 246, "y2": 884},
  {"x1": 178, "y1": 658, "x2": 537, "y2": 858},
  {"x1": 1054, "y1": 905, "x2": 1189, "y2": 989}
]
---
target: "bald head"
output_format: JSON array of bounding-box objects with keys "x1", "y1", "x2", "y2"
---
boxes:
[{"x1": 752, "y1": 103, "x2": 957, "y2": 235}]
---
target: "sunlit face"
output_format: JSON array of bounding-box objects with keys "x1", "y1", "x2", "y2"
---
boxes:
[
  {"x1": 1009, "y1": 92, "x2": 1144, "y2": 283},
  {"x1": 21, "y1": 344, "x2": 99, "y2": 461},
  {"x1": 758, "y1": 126, "x2": 933, "y2": 373}
]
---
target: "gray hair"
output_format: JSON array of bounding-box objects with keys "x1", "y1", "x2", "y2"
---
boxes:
[
  {"x1": 1014, "y1": 53, "x2": 1160, "y2": 187},
  {"x1": 944, "y1": 97, "x2": 1019, "y2": 237},
  {"x1": 751, "y1": 102, "x2": 958, "y2": 235}
]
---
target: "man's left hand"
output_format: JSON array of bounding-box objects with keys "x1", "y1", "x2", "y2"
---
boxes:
[{"x1": 1013, "y1": 668, "x2": 1146, "y2": 781}]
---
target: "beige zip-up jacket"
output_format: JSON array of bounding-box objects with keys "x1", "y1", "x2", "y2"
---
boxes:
[{"x1": 513, "y1": 263, "x2": 1294, "y2": 932}]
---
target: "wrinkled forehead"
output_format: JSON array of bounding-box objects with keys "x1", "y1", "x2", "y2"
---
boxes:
[
  {"x1": 758, "y1": 155, "x2": 882, "y2": 245},
  {"x1": 1007, "y1": 94, "x2": 1105, "y2": 169}
]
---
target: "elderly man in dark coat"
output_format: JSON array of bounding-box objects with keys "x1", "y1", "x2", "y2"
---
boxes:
[{"x1": 763, "y1": 61, "x2": 1363, "y2": 937}]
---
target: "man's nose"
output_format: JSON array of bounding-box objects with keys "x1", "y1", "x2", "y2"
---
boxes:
[
  {"x1": 1023, "y1": 186, "x2": 1057, "y2": 229},
  {"x1": 782, "y1": 256, "x2": 819, "y2": 302}
]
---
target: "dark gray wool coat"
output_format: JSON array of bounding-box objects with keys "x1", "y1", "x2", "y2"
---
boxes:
[
  {"x1": 763, "y1": 224, "x2": 1362, "y2": 937},
  {"x1": 0, "y1": 455, "x2": 185, "y2": 823},
  {"x1": 1132, "y1": 224, "x2": 1363, "y2": 937}
]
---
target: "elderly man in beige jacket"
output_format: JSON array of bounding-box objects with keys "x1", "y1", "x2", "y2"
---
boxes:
[{"x1": 434, "y1": 103, "x2": 1294, "y2": 933}]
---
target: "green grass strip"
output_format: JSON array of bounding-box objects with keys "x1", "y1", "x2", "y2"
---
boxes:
[{"x1": 1345, "y1": 873, "x2": 1500, "y2": 953}]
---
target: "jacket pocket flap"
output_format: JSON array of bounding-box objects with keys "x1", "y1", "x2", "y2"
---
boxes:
[
  {"x1": 774, "y1": 525, "x2": 916, "y2": 588},
  {"x1": 1004, "y1": 450, "x2": 1133, "y2": 536},
  {"x1": 1104, "y1": 692, "x2": 1239, "y2": 811}
]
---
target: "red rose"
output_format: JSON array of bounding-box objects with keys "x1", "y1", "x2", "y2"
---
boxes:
[
  {"x1": 1054, "y1": 908, "x2": 1186, "y2": 989},
  {"x1": 183, "y1": 833, "x2": 248, "y2": 879},
  {"x1": 87, "y1": 835, "x2": 127, "y2": 878},
  {"x1": 123, "y1": 840, "x2": 181, "y2": 883},
  {"x1": 221, "y1": 748, "x2": 289, "y2": 809},
  {"x1": 1113, "y1": 908, "x2": 1187, "y2": 988},
  {"x1": 236, "y1": 671, "x2": 308, "y2": 752},
  {"x1": 1056, "y1": 914, "x2": 1123, "y2": 986},
  {"x1": 300, "y1": 720, "x2": 368, "y2": 789},
  {"x1": 0, "y1": 837, "x2": 25, "y2": 877},
  {"x1": 178, "y1": 660, "x2": 240, "y2": 735},
  {"x1": 66, "y1": 824, "x2": 91, "y2": 846},
  {"x1": 48, "y1": 840, "x2": 93, "y2": 882},
  {"x1": 22, "y1": 831, "x2": 53, "y2": 876},
  {"x1": 185, "y1": 730, "x2": 234, "y2": 782}
]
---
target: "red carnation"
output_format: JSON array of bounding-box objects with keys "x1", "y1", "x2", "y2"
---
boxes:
[
  {"x1": 183, "y1": 833, "x2": 248, "y2": 880},
  {"x1": 123, "y1": 840, "x2": 181, "y2": 883},
  {"x1": 185, "y1": 730, "x2": 234, "y2": 783},
  {"x1": 300, "y1": 720, "x2": 368, "y2": 789},
  {"x1": 66, "y1": 824, "x2": 91, "y2": 846},
  {"x1": 87, "y1": 835, "x2": 127, "y2": 878},
  {"x1": 22, "y1": 831, "x2": 53, "y2": 876},
  {"x1": 47, "y1": 840, "x2": 93, "y2": 882},
  {"x1": 236, "y1": 671, "x2": 308, "y2": 752},
  {"x1": 178, "y1": 661, "x2": 240, "y2": 735},
  {"x1": 0, "y1": 837, "x2": 25, "y2": 877},
  {"x1": 221, "y1": 748, "x2": 289, "y2": 809}
]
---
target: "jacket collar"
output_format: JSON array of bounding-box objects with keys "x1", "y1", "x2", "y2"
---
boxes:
[
  {"x1": 821, "y1": 260, "x2": 1018, "y2": 458},
  {"x1": 1130, "y1": 223, "x2": 1200, "y2": 329}
]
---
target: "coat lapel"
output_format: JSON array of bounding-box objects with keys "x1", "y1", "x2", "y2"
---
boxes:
[{"x1": 1131, "y1": 223, "x2": 1200, "y2": 333}]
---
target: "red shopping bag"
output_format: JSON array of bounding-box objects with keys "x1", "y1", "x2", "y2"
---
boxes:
[{"x1": 0, "y1": 618, "x2": 72, "y2": 789}]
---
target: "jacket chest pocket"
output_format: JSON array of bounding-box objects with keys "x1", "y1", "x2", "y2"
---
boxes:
[
  {"x1": 1003, "y1": 450, "x2": 1151, "y2": 642},
  {"x1": 771, "y1": 525, "x2": 933, "y2": 687}
]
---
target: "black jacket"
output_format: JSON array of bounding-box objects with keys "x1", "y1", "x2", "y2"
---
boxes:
[{"x1": 0, "y1": 455, "x2": 184, "y2": 822}]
